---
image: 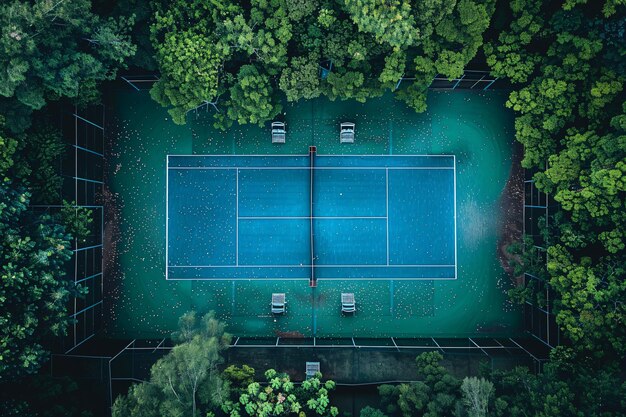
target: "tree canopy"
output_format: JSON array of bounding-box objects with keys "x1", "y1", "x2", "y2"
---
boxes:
[
  {"x1": 376, "y1": 350, "x2": 626, "y2": 417},
  {"x1": 487, "y1": 0, "x2": 626, "y2": 358},
  {"x1": 0, "y1": 124, "x2": 85, "y2": 379},
  {"x1": 112, "y1": 311, "x2": 231, "y2": 417},
  {"x1": 0, "y1": 0, "x2": 135, "y2": 133},
  {"x1": 0, "y1": 0, "x2": 625, "y2": 415},
  {"x1": 224, "y1": 369, "x2": 339, "y2": 417},
  {"x1": 148, "y1": 0, "x2": 496, "y2": 127}
]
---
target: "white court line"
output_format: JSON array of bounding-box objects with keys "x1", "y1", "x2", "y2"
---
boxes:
[
  {"x1": 166, "y1": 154, "x2": 458, "y2": 277},
  {"x1": 236, "y1": 169, "x2": 239, "y2": 266},
  {"x1": 317, "y1": 154, "x2": 454, "y2": 158},
  {"x1": 168, "y1": 264, "x2": 455, "y2": 268},
  {"x1": 454, "y1": 155, "x2": 458, "y2": 280},
  {"x1": 386, "y1": 168, "x2": 389, "y2": 266},
  {"x1": 167, "y1": 277, "x2": 310, "y2": 281},
  {"x1": 168, "y1": 166, "x2": 454, "y2": 170},
  {"x1": 168, "y1": 153, "x2": 309, "y2": 157},
  {"x1": 238, "y1": 216, "x2": 387, "y2": 220},
  {"x1": 167, "y1": 153, "x2": 454, "y2": 157},
  {"x1": 166, "y1": 277, "x2": 457, "y2": 281}
]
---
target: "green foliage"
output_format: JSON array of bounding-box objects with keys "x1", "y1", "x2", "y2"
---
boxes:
[
  {"x1": 285, "y1": 0, "x2": 319, "y2": 22},
  {"x1": 0, "y1": 375, "x2": 95, "y2": 417},
  {"x1": 223, "y1": 364, "x2": 256, "y2": 390},
  {"x1": 489, "y1": 0, "x2": 626, "y2": 358},
  {"x1": 20, "y1": 128, "x2": 65, "y2": 204},
  {"x1": 225, "y1": 370, "x2": 338, "y2": 417},
  {"x1": 395, "y1": 83, "x2": 428, "y2": 113},
  {"x1": 0, "y1": 121, "x2": 83, "y2": 382},
  {"x1": 375, "y1": 351, "x2": 626, "y2": 417},
  {"x1": 505, "y1": 235, "x2": 548, "y2": 281},
  {"x1": 485, "y1": 348, "x2": 626, "y2": 417},
  {"x1": 359, "y1": 406, "x2": 388, "y2": 417},
  {"x1": 0, "y1": 181, "x2": 80, "y2": 378},
  {"x1": 546, "y1": 245, "x2": 625, "y2": 354},
  {"x1": 325, "y1": 71, "x2": 376, "y2": 103},
  {"x1": 150, "y1": 0, "x2": 291, "y2": 127},
  {"x1": 279, "y1": 55, "x2": 322, "y2": 102},
  {"x1": 317, "y1": 8, "x2": 337, "y2": 29},
  {"x1": 0, "y1": 124, "x2": 22, "y2": 179},
  {"x1": 460, "y1": 377, "x2": 493, "y2": 417},
  {"x1": 378, "y1": 50, "x2": 405, "y2": 90},
  {"x1": 61, "y1": 201, "x2": 94, "y2": 244},
  {"x1": 484, "y1": 0, "x2": 543, "y2": 83},
  {"x1": 111, "y1": 0, "x2": 157, "y2": 70},
  {"x1": 342, "y1": 0, "x2": 418, "y2": 48},
  {"x1": 423, "y1": 0, "x2": 493, "y2": 80},
  {"x1": 113, "y1": 311, "x2": 231, "y2": 417},
  {"x1": 379, "y1": 352, "x2": 461, "y2": 417},
  {"x1": 0, "y1": 0, "x2": 135, "y2": 133},
  {"x1": 150, "y1": 30, "x2": 224, "y2": 124},
  {"x1": 149, "y1": 0, "x2": 497, "y2": 127},
  {"x1": 218, "y1": 65, "x2": 282, "y2": 130}
]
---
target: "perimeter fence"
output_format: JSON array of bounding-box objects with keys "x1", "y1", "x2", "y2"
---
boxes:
[
  {"x1": 523, "y1": 166, "x2": 561, "y2": 349},
  {"x1": 51, "y1": 335, "x2": 548, "y2": 411},
  {"x1": 33, "y1": 103, "x2": 105, "y2": 354}
]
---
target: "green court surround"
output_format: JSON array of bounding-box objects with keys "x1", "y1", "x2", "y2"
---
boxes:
[{"x1": 105, "y1": 89, "x2": 521, "y2": 339}]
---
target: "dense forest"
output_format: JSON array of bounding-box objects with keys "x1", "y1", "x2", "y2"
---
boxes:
[{"x1": 0, "y1": 0, "x2": 624, "y2": 416}]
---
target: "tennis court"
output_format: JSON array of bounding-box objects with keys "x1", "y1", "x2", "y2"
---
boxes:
[
  {"x1": 166, "y1": 151, "x2": 456, "y2": 282},
  {"x1": 107, "y1": 89, "x2": 523, "y2": 339}
]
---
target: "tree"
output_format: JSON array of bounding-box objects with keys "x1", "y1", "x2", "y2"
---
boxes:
[
  {"x1": 0, "y1": 182, "x2": 79, "y2": 378},
  {"x1": 0, "y1": 124, "x2": 85, "y2": 379},
  {"x1": 325, "y1": 71, "x2": 375, "y2": 103},
  {"x1": 420, "y1": 0, "x2": 494, "y2": 81},
  {"x1": 19, "y1": 127, "x2": 65, "y2": 205},
  {"x1": 484, "y1": 0, "x2": 543, "y2": 84},
  {"x1": 484, "y1": 347, "x2": 626, "y2": 417},
  {"x1": 111, "y1": 0, "x2": 157, "y2": 70},
  {"x1": 149, "y1": 30, "x2": 225, "y2": 124},
  {"x1": 0, "y1": 375, "x2": 95, "y2": 417},
  {"x1": 342, "y1": 0, "x2": 418, "y2": 48},
  {"x1": 359, "y1": 406, "x2": 388, "y2": 417},
  {"x1": 225, "y1": 369, "x2": 339, "y2": 417},
  {"x1": 147, "y1": 0, "x2": 498, "y2": 128},
  {"x1": 217, "y1": 65, "x2": 282, "y2": 130},
  {"x1": 223, "y1": 364, "x2": 256, "y2": 391},
  {"x1": 460, "y1": 377, "x2": 494, "y2": 417},
  {"x1": 285, "y1": 0, "x2": 319, "y2": 22},
  {"x1": 379, "y1": 352, "x2": 461, "y2": 417},
  {"x1": 112, "y1": 311, "x2": 231, "y2": 417},
  {"x1": 149, "y1": 0, "x2": 242, "y2": 124},
  {"x1": 150, "y1": 0, "x2": 292, "y2": 127},
  {"x1": 0, "y1": 0, "x2": 135, "y2": 133},
  {"x1": 61, "y1": 201, "x2": 94, "y2": 245},
  {"x1": 488, "y1": 0, "x2": 626, "y2": 359},
  {"x1": 279, "y1": 55, "x2": 322, "y2": 102},
  {"x1": 378, "y1": 50, "x2": 406, "y2": 90}
]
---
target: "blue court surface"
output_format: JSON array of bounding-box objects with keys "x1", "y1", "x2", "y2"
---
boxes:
[{"x1": 166, "y1": 153, "x2": 456, "y2": 280}]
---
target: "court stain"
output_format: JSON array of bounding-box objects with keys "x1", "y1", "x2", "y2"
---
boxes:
[{"x1": 104, "y1": 89, "x2": 523, "y2": 339}]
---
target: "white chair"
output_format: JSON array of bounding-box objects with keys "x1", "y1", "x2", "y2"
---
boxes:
[
  {"x1": 341, "y1": 293, "x2": 356, "y2": 313},
  {"x1": 340, "y1": 122, "x2": 355, "y2": 143},
  {"x1": 271, "y1": 121, "x2": 286, "y2": 144},
  {"x1": 271, "y1": 293, "x2": 286, "y2": 314},
  {"x1": 306, "y1": 362, "x2": 320, "y2": 379}
]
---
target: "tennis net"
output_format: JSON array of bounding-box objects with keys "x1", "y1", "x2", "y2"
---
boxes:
[{"x1": 309, "y1": 147, "x2": 316, "y2": 286}]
